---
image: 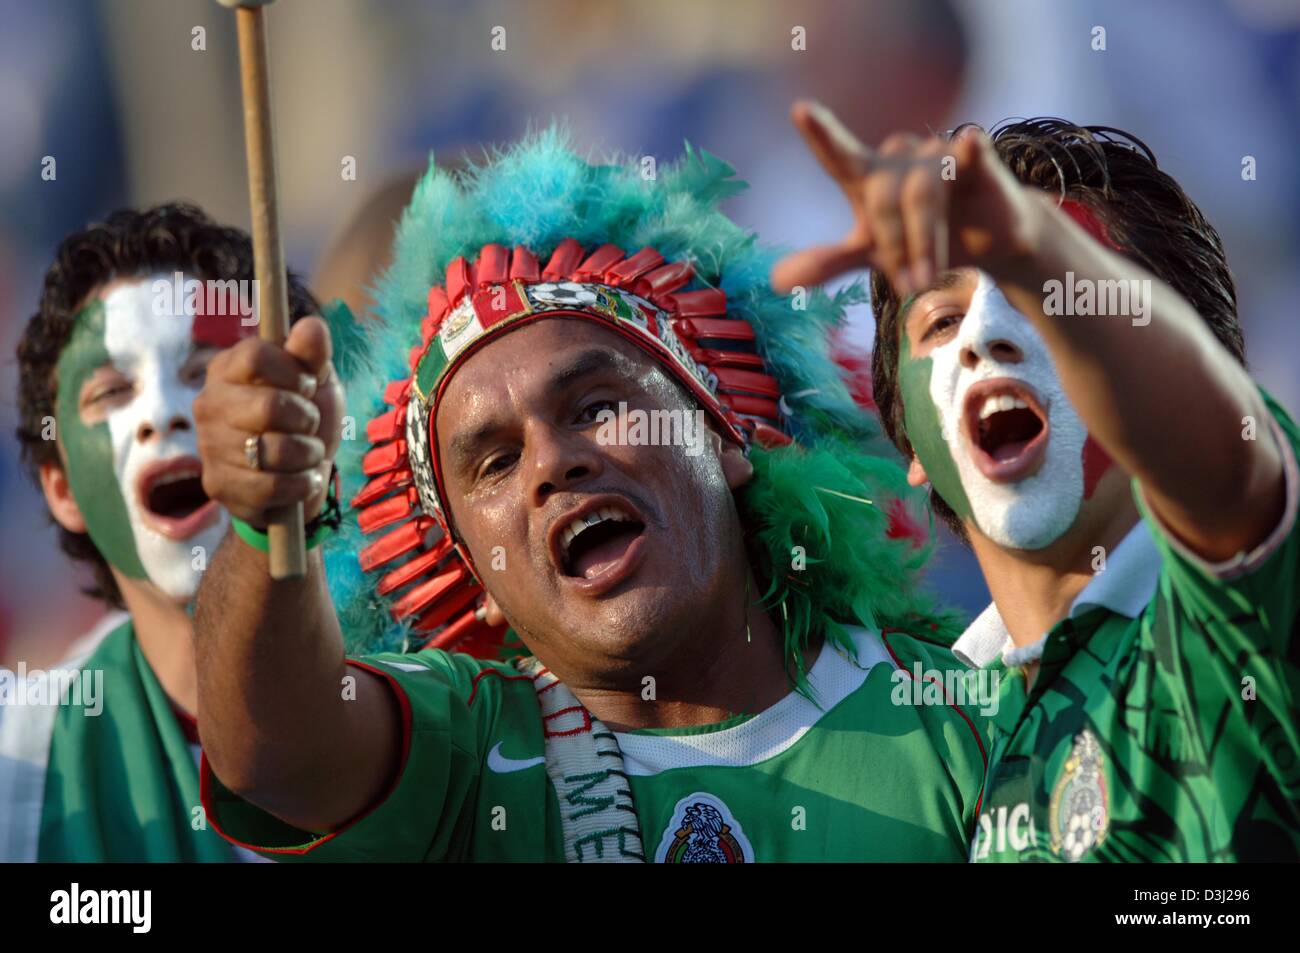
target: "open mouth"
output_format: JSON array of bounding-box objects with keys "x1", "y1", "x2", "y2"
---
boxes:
[
  {"x1": 549, "y1": 496, "x2": 648, "y2": 594},
  {"x1": 136, "y1": 456, "x2": 220, "y2": 541},
  {"x1": 963, "y1": 379, "x2": 1050, "y2": 483}
]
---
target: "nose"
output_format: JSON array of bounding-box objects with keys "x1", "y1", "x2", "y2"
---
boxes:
[
  {"x1": 136, "y1": 414, "x2": 191, "y2": 444},
  {"x1": 959, "y1": 336, "x2": 1024, "y2": 370},
  {"x1": 958, "y1": 278, "x2": 1028, "y2": 371},
  {"x1": 528, "y1": 422, "x2": 603, "y2": 506}
]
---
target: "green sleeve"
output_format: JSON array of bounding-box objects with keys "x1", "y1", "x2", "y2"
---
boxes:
[
  {"x1": 881, "y1": 630, "x2": 993, "y2": 837},
  {"x1": 1136, "y1": 391, "x2": 1300, "y2": 796},
  {"x1": 201, "y1": 650, "x2": 485, "y2": 862}
]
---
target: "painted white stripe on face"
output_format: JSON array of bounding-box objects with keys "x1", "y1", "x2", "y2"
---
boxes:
[
  {"x1": 101, "y1": 275, "x2": 228, "y2": 600},
  {"x1": 926, "y1": 271, "x2": 1087, "y2": 549}
]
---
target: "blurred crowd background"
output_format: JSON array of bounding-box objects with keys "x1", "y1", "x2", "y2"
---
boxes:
[{"x1": 2, "y1": 0, "x2": 1298, "y2": 666}]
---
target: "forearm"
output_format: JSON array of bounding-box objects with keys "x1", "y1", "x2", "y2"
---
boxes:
[
  {"x1": 993, "y1": 208, "x2": 1283, "y2": 557},
  {"x1": 193, "y1": 529, "x2": 399, "y2": 830}
]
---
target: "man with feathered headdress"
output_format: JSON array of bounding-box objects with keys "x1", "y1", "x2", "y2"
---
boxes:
[{"x1": 191, "y1": 130, "x2": 989, "y2": 862}]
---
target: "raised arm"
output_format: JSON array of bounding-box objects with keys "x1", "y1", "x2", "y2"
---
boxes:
[
  {"x1": 772, "y1": 101, "x2": 1286, "y2": 562},
  {"x1": 988, "y1": 187, "x2": 1283, "y2": 562},
  {"x1": 193, "y1": 317, "x2": 399, "y2": 831}
]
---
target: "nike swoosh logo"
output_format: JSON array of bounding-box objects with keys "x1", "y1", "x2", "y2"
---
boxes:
[
  {"x1": 486, "y1": 742, "x2": 545, "y2": 774},
  {"x1": 378, "y1": 660, "x2": 431, "y2": 673}
]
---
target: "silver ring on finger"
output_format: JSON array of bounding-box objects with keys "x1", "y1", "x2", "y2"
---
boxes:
[{"x1": 244, "y1": 434, "x2": 263, "y2": 471}]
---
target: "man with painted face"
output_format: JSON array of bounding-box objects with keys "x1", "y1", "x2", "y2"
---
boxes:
[
  {"x1": 190, "y1": 133, "x2": 991, "y2": 863},
  {"x1": 4, "y1": 203, "x2": 318, "y2": 861},
  {"x1": 774, "y1": 104, "x2": 1300, "y2": 861}
]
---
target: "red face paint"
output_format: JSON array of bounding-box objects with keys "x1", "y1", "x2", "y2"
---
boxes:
[
  {"x1": 1081, "y1": 435, "x2": 1113, "y2": 499},
  {"x1": 1060, "y1": 201, "x2": 1119, "y2": 501},
  {"x1": 1059, "y1": 199, "x2": 1123, "y2": 253},
  {"x1": 192, "y1": 281, "x2": 260, "y2": 348}
]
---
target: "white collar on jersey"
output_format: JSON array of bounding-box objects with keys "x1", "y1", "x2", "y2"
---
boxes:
[
  {"x1": 952, "y1": 520, "x2": 1161, "y2": 670},
  {"x1": 612, "y1": 626, "x2": 891, "y2": 776}
]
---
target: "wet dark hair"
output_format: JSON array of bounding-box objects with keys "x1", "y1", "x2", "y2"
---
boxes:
[
  {"x1": 870, "y1": 118, "x2": 1244, "y2": 537},
  {"x1": 15, "y1": 202, "x2": 319, "y2": 606}
]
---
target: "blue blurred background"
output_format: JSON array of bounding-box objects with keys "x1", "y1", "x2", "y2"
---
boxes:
[{"x1": 2, "y1": 0, "x2": 1298, "y2": 666}]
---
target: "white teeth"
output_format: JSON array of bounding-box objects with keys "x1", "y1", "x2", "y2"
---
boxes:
[
  {"x1": 978, "y1": 394, "x2": 1031, "y2": 420},
  {"x1": 154, "y1": 468, "x2": 200, "y2": 486},
  {"x1": 560, "y1": 507, "x2": 633, "y2": 561}
]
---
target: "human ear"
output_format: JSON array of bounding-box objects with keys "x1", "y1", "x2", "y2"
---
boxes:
[
  {"x1": 483, "y1": 592, "x2": 507, "y2": 627},
  {"x1": 719, "y1": 437, "x2": 753, "y2": 490},
  {"x1": 39, "y1": 461, "x2": 88, "y2": 534},
  {"x1": 906, "y1": 455, "x2": 929, "y2": 488}
]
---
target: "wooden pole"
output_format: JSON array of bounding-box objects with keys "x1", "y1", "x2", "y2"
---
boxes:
[{"x1": 232, "y1": 3, "x2": 306, "y2": 579}]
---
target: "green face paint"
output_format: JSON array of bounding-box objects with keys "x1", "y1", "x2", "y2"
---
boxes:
[
  {"x1": 54, "y1": 300, "x2": 147, "y2": 579},
  {"x1": 897, "y1": 318, "x2": 972, "y2": 520}
]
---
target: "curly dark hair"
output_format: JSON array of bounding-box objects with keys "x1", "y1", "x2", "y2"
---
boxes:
[
  {"x1": 15, "y1": 202, "x2": 319, "y2": 606},
  {"x1": 870, "y1": 118, "x2": 1244, "y2": 538}
]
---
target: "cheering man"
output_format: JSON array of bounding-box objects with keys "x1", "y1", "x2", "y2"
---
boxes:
[
  {"x1": 774, "y1": 102, "x2": 1299, "y2": 861},
  {"x1": 3, "y1": 203, "x2": 317, "y2": 860},
  {"x1": 191, "y1": 132, "x2": 989, "y2": 862}
]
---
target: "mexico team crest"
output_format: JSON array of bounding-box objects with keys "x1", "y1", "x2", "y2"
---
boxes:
[
  {"x1": 655, "y1": 793, "x2": 752, "y2": 863},
  {"x1": 1049, "y1": 728, "x2": 1110, "y2": 862}
]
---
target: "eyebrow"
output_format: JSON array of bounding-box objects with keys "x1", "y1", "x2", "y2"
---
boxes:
[
  {"x1": 545, "y1": 347, "x2": 632, "y2": 397},
  {"x1": 900, "y1": 270, "x2": 968, "y2": 324},
  {"x1": 447, "y1": 420, "x2": 504, "y2": 468},
  {"x1": 445, "y1": 347, "x2": 634, "y2": 465}
]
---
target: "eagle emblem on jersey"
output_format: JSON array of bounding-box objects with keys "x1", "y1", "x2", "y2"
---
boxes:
[
  {"x1": 1049, "y1": 728, "x2": 1110, "y2": 862},
  {"x1": 655, "y1": 792, "x2": 752, "y2": 863}
]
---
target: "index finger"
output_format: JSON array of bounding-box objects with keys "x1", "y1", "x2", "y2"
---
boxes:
[
  {"x1": 791, "y1": 100, "x2": 873, "y2": 194},
  {"x1": 771, "y1": 239, "x2": 870, "y2": 294}
]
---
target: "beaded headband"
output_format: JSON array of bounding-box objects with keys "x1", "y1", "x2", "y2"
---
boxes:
[{"x1": 350, "y1": 238, "x2": 790, "y2": 653}]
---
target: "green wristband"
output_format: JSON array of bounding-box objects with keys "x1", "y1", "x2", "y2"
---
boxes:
[{"x1": 231, "y1": 516, "x2": 334, "y2": 553}]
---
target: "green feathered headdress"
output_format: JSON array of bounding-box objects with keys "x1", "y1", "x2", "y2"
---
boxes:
[{"x1": 321, "y1": 126, "x2": 957, "y2": 692}]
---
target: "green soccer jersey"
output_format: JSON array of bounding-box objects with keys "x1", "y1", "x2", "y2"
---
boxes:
[
  {"x1": 0, "y1": 618, "x2": 257, "y2": 862},
  {"x1": 962, "y1": 394, "x2": 1300, "y2": 862},
  {"x1": 202, "y1": 626, "x2": 990, "y2": 862}
]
